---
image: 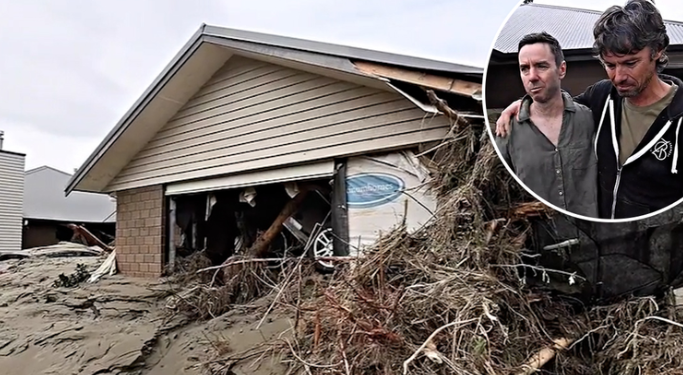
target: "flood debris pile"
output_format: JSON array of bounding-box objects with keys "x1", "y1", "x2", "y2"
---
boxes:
[
  {"x1": 170, "y1": 95, "x2": 683, "y2": 374},
  {"x1": 272, "y1": 107, "x2": 683, "y2": 374},
  {"x1": 167, "y1": 253, "x2": 286, "y2": 321},
  {"x1": 280, "y1": 109, "x2": 566, "y2": 375}
]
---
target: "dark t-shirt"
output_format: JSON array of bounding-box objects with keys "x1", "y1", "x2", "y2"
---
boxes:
[{"x1": 619, "y1": 84, "x2": 678, "y2": 165}]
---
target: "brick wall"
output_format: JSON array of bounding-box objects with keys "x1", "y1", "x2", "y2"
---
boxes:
[{"x1": 115, "y1": 185, "x2": 165, "y2": 278}]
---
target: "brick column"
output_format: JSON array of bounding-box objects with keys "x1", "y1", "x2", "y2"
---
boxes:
[{"x1": 115, "y1": 185, "x2": 165, "y2": 278}]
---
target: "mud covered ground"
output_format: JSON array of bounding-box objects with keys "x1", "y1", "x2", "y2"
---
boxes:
[{"x1": 0, "y1": 254, "x2": 290, "y2": 375}]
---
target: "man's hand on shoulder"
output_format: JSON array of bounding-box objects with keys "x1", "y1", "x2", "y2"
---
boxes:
[{"x1": 494, "y1": 100, "x2": 523, "y2": 137}]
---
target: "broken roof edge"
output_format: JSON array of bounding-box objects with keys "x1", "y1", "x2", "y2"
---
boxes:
[{"x1": 65, "y1": 24, "x2": 483, "y2": 196}]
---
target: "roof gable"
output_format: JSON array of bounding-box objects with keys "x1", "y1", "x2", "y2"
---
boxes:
[
  {"x1": 65, "y1": 24, "x2": 483, "y2": 195},
  {"x1": 203, "y1": 25, "x2": 483, "y2": 75}
]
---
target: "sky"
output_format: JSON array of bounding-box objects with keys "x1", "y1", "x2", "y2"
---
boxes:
[{"x1": 0, "y1": 0, "x2": 681, "y2": 174}]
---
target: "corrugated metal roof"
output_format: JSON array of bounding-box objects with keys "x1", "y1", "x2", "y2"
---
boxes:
[
  {"x1": 24, "y1": 166, "x2": 116, "y2": 223},
  {"x1": 494, "y1": 3, "x2": 683, "y2": 54}
]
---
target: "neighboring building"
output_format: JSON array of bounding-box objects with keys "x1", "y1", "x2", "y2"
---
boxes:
[
  {"x1": 65, "y1": 24, "x2": 484, "y2": 278},
  {"x1": 22, "y1": 166, "x2": 116, "y2": 249},
  {"x1": 0, "y1": 131, "x2": 25, "y2": 252},
  {"x1": 486, "y1": 3, "x2": 683, "y2": 108}
]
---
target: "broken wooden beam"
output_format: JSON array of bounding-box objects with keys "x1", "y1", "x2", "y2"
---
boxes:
[
  {"x1": 66, "y1": 224, "x2": 114, "y2": 252},
  {"x1": 352, "y1": 60, "x2": 482, "y2": 99},
  {"x1": 249, "y1": 187, "x2": 312, "y2": 258},
  {"x1": 218, "y1": 187, "x2": 313, "y2": 284},
  {"x1": 426, "y1": 89, "x2": 463, "y2": 122},
  {"x1": 509, "y1": 201, "x2": 552, "y2": 218}
]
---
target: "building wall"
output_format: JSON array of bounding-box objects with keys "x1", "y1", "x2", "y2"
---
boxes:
[
  {"x1": 115, "y1": 185, "x2": 165, "y2": 278},
  {"x1": 0, "y1": 150, "x2": 25, "y2": 252},
  {"x1": 22, "y1": 222, "x2": 59, "y2": 249},
  {"x1": 105, "y1": 55, "x2": 451, "y2": 191},
  {"x1": 22, "y1": 220, "x2": 116, "y2": 249},
  {"x1": 485, "y1": 60, "x2": 607, "y2": 109}
]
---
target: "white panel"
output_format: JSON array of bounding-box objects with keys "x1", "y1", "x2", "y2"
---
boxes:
[
  {"x1": 165, "y1": 160, "x2": 335, "y2": 196},
  {"x1": 345, "y1": 150, "x2": 437, "y2": 257},
  {"x1": 0, "y1": 151, "x2": 25, "y2": 252}
]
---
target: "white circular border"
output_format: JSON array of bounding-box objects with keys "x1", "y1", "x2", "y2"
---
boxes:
[{"x1": 481, "y1": 0, "x2": 683, "y2": 224}]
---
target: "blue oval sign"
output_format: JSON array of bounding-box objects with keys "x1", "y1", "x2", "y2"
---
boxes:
[{"x1": 346, "y1": 173, "x2": 405, "y2": 208}]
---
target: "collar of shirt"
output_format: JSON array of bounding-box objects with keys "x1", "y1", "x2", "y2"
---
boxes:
[{"x1": 518, "y1": 90, "x2": 577, "y2": 123}]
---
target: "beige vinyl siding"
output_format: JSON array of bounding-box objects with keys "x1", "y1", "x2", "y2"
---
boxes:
[
  {"x1": 107, "y1": 56, "x2": 451, "y2": 191},
  {"x1": 0, "y1": 151, "x2": 25, "y2": 252}
]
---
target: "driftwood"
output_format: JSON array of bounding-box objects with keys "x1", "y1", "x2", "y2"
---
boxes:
[
  {"x1": 517, "y1": 338, "x2": 573, "y2": 375},
  {"x1": 510, "y1": 201, "x2": 552, "y2": 218},
  {"x1": 217, "y1": 186, "x2": 313, "y2": 284},
  {"x1": 426, "y1": 89, "x2": 461, "y2": 122},
  {"x1": 197, "y1": 255, "x2": 359, "y2": 274},
  {"x1": 67, "y1": 224, "x2": 114, "y2": 252}
]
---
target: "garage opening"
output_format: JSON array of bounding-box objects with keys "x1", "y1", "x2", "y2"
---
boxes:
[
  {"x1": 163, "y1": 150, "x2": 439, "y2": 276},
  {"x1": 164, "y1": 160, "x2": 342, "y2": 273}
]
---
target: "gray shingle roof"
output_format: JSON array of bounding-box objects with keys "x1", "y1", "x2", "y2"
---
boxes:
[
  {"x1": 494, "y1": 3, "x2": 683, "y2": 54},
  {"x1": 25, "y1": 166, "x2": 116, "y2": 223}
]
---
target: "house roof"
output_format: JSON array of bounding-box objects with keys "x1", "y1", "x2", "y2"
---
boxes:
[
  {"x1": 0, "y1": 149, "x2": 25, "y2": 158},
  {"x1": 25, "y1": 166, "x2": 116, "y2": 223},
  {"x1": 200, "y1": 26, "x2": 484, "y2": 75},
  {"x1": 493, "y1": 3, "x2": 683, "y2": 54},
  {"x1": 65, "y1": 24, "x2": 484, "y2": 196}
]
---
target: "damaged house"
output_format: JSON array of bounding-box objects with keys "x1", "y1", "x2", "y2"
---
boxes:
[
  {"x1": 23, "y1": 166, "x2": 116, "y2": 249},
  {"x1": 64, "y1": 25, "x2": 483, "y2": 278}
]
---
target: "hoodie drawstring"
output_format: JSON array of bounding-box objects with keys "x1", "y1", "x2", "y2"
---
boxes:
[
  {"x1": 595, "y1": 96, "x2": 611, "y2": 158},
  {"x1": 672, "y1": 117, "x2": 682, "y2": 174}
]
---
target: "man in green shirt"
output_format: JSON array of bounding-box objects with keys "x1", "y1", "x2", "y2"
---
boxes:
[{"x1": 494, "y1": 32, "x2": 599, "y2": 218}]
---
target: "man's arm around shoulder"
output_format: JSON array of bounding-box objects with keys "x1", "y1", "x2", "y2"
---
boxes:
[{"x1": 494, "y1": 124, "x2": 515, "y2": 171}]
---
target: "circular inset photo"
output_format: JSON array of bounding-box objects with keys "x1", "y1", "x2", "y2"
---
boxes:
[{"x1": 483, "y1": 0, "x2": 683, "y2": 222}]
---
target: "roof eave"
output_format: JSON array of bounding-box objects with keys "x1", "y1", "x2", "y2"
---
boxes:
[
  {"x1": 67, "y1": 25, "x2": 485, "y2": 197},
  {"x1": 202, "y1": 25, "x2": 484, "y2": 75},
  {"x1": 65, "y1": 24, "x2": 209, "y2": 197}
]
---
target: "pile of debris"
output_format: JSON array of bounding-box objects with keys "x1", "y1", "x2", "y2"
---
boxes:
[
  {"x1": 0, "y1": 224, "x2": 118, "y2": 285},
  {"x1": 265, "y1": 105, "x2": 683, "y2": 374},
  {"x1": 169, "y1": 95, "x2": 683, "y2": 375}
]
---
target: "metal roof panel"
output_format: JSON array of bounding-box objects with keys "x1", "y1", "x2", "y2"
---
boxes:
[{"x1": 494, "y1": 3, "x2": 683, "y2": 54}]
